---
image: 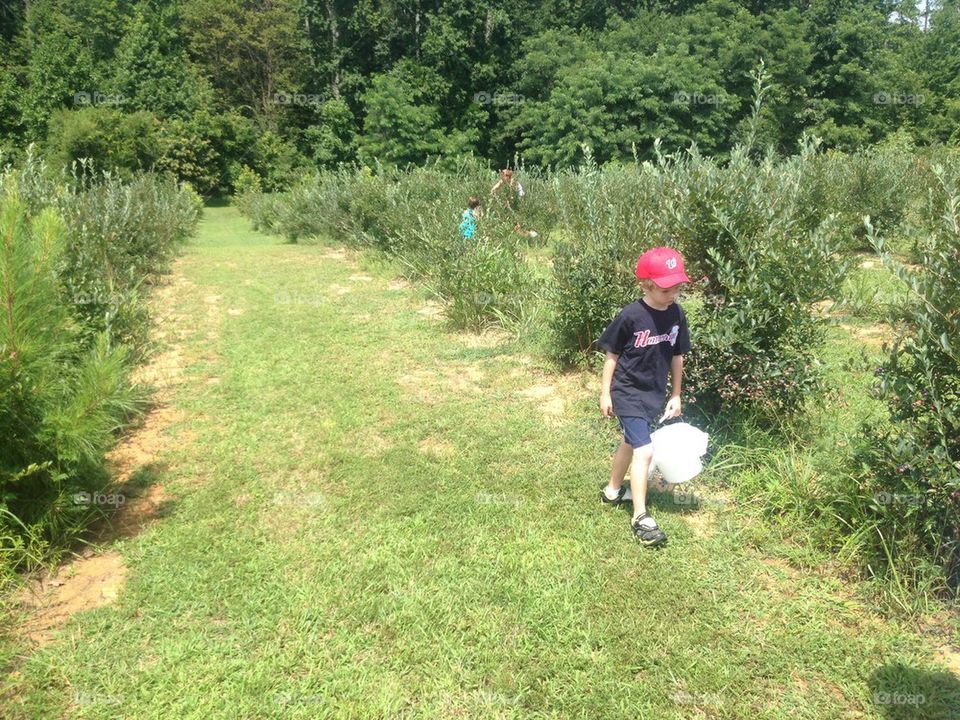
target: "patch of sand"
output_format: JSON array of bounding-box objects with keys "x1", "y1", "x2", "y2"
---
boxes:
[
  {"x1": 15, "y1": 552, "x2": 128, "y2": 647},
  {"x1": 398, "y1": 365, "x2": 485, "y2": 402},
  {"x1": 419, "y1": 438, "x2": 455, "y2": 458},
  {"x1": 457, "y1": 328, "x2": 510, "y2": 349},
  {"x1": 12, "y1": 255, "x2": 203, "y2": 648},
  {"x1": 387, "y1": 279, "x2": 411, "y2": 291},
  {"x1": 417, "y1": 300, "x2": 445, "y2": 319},
  {"x1": 935, "y1": 645, "x2": 960, "y2": 680},
  {"x1": 106, "y1": 405, "x2": 186, "y2": 483},
  {"x1": 837, "y1": 323, "x2": 890, "y2": 348}
]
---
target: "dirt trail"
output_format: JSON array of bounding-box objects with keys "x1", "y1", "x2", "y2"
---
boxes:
[{"x1": 13, "y1": 264, "x2": 205, "y2": 647}]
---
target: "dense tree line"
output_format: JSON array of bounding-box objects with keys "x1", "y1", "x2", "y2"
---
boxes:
[{"x1": 0, "y1": 0, "x2": 957, "y2": 192}]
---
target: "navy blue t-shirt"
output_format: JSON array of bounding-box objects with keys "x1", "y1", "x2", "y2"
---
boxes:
[{"x1": 596, "y1": 299, "x2": 691, "y2": 421}]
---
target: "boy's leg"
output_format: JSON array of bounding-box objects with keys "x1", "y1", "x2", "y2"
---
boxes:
[
  {"x1": 603, "y1": 441, "x2": 634, "y2": 503},
  {"x1": 608, "y1": 441, "x2": 632, "y2": 489},
  {"x1": 628, "y1": 444, "x2": 654, "y2": 519}
]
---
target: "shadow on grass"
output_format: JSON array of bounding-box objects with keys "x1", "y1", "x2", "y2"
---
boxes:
[
  {"x1": 204, "y1": 196, "x2": 232, "y2": 208},
  {"x1": 87, "y1": 462, "x2": 177, "y2": 543},
  {"x1": 868, "y1": 662, "x2": 960, "y2": 720},
  {"x1": 607, "y1": 485, "x2": 727, "y2": 520}
]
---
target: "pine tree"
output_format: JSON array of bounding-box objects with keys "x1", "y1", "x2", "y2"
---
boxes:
[{"x1": 0, "y1": 185, "x2": 137, "y2": 567}]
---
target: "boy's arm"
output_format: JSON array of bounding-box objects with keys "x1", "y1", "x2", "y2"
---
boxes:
[
  {"x1": 600, "y1": 352, "x2": 618, "y2": 417},
  {"x1": 663, "y1": 354, "x2": 684, "y2": 419}
]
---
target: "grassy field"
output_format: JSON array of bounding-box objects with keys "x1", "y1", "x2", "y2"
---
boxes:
[{"x1": 1, "y1": 204, "x2": 958, "y2": 719}]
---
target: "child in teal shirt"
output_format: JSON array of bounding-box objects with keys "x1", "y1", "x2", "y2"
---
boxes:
[{"x1": 459, "y1": 196, "x2": 482, "y2": 239}]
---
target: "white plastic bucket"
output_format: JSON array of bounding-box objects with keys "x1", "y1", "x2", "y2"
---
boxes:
[{"x1": 649, "y1": 422, "x2": 709, "y2": 484}]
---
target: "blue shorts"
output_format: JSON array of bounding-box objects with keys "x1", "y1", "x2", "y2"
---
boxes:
[{"x1": 618, "y1": 416, "x2": 652, "y2": 449}]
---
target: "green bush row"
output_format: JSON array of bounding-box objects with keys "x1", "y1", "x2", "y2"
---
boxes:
[{"x1": 0, "y1": 153, "x2": 201, "y2": 573}]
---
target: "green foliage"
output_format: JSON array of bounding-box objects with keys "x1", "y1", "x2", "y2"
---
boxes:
[
  {"x1": 155, "y1": 115, "x2": 222, "y2": 195},
  {"x1": 659, "y1": 145, "x2": 850, "y2": 423},
  {"x1": 44, "y1": 107, "x2": 161, "y2": 179},
  {"x1": 546, "y1": 152, "x2": 660, "y2": 364},
  {"x1": 301, "y1": 99, "x2": 358, "y2": 168},
  {"x1": 850, "y1": 166, "x2": 960, "y2": 595},
  {"x1": 0, "y1": 190, "x2": 139, "y2": 570},
  {"x1": 241, "y1": 159, "x2": 534, "y2": 327},
  {"x1": 54, "y1": 171, "x2": 202, "y2": 352},
  {"x1": 358, "y1": 62, "x2": 447, "y2": 167},
  {"x1": 4, "y1": 0, "x2": 960, "y2": 186},
  {"x1": 105, "y1": 5, "x2": 213, "y2": 120}
]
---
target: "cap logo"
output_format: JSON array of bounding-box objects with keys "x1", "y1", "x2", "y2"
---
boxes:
[{"x1": 665, "y1": 257, "x2": 677, "y2": 270}]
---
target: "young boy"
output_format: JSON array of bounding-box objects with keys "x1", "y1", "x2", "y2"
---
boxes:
[
  {"x1": 597, "y1": 247, "x2": 691, "y2": 547},
  {"x1": 459, "y1": 196, "x2": 482, "y2": 239}
]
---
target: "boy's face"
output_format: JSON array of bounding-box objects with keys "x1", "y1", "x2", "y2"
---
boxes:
[{"x1": 644, "y1": 281, "x2": 685, "y2": 307}]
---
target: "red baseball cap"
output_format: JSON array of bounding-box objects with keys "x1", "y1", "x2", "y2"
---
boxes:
[{"x1": 635, "y1": 247, "x2": 690, "y2": 288}]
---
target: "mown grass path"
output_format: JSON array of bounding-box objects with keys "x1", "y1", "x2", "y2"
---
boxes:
[{"x1": 3, "y1": 205, "x2": 958, "y2": 719}]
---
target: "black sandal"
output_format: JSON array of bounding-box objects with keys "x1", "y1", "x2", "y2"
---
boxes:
[
  {"x1": 632, "y1": 512, "x2": 667, "y2": 547},
  {"x1": 601, "y1": 485, "x2": 631, "y2": 505}
]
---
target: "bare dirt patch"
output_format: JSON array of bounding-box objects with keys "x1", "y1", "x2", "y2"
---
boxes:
[
  {"x1": 680, "y1": 510, "x2": 716, "y2": 539},
  {"x1": 398, "y1": 365, "x2": 485, "y2": 403},
  {"x1": 348, "y1": 274, "x2": 373, "y2": 282},
  {"x1": 15, "y1": 552, "x2": 128, "y2": 647},
  {"x1": 837, "y1": 322, "x2": 890, "y2": 348},
  {"x1": 417, "y1": 300, "x2": 445, "y2": 319},
  {"x1": 11, "y1": 255, "x2": 203, "y2": 648},
  {"x1": 934, "y1": 645, "x2": 960, "y2": 680},
  {"x1": 419, "y1": 437, "x2": 455, "y2": 458},
  {"x1": 388, "y1": 279, "x2": 411, "y2": 291},
  {"x1": 519, "y1": 384, "x2": 556, "y2": 400},
  {"x1": 812, "y1": 299, "x2": 840, "y2": 318},
  {"x1": 457, "y1": 328, "x2": 510, "y2": 349}
]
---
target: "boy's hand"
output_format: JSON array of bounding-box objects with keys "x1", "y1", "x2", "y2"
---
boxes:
[
  {"x1": 659, "y1": 395, "x2": 681, "y2": 422},
  {"x1": 600, "y1": 392, "x2": 614, "y2": 418}
]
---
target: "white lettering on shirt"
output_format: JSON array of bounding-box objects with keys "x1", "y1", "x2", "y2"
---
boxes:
[{"x1": 633, "y1": 325, "x2": 680, "y2": 348}]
